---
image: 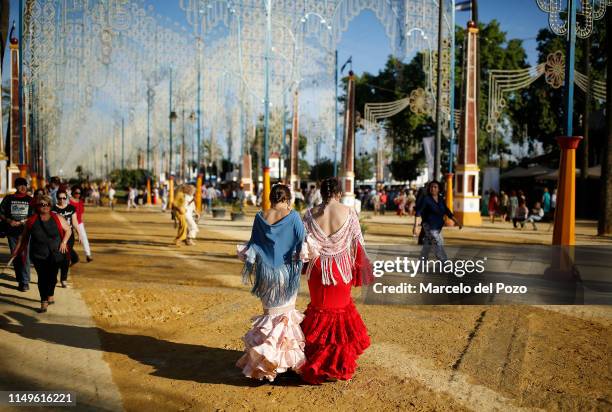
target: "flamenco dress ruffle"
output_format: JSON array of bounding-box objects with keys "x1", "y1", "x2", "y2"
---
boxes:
[
  {"x1": 300, "y1": 243, "x2": 373, "y2": 384},
  {"x1": 236, "y1": 298, "x2": 306, "y2": 382},
  {"x1": 300, "y1": 300, "x2": 370, "y2": 384}
]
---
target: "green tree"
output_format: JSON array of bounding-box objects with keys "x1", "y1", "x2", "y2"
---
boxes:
[
  {"x1": 355, "y1": 154, "x2": 374, "y2": 181},
  {"x1": 389, "y1": 158, "x2": 424, "y2": 183},
  {"x1": 346, "y1": 54, "x2": 430, "y2": 180},
  {"x1": 75, "y1": 165, "x2": 84, "y2": 181},
  {"x1": 108, "y1": 169, "x2": 149, "y2": 189},
  {"x1": 309, "y1": 159, "x2": 334, "y2": 181},
  {"x1": 285, "y1": 130, "x2": 308, "y2": 157},
  {"x1": 298, "y1": 159, "x2": 310, "y2": 180},
  {"x1": 487, "y1": 19, "x2": 607, "y2": 160},
  {"x1": 455, "y1": 20, "x2": 529, "y2": 164}
]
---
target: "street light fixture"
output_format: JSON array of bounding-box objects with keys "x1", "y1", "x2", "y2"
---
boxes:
[{"x1": 188, "y1": 111, "x2": 196, "y2": 174}]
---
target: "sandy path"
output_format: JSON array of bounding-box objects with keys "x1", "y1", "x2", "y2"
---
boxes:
[
  {"x1": 4, "y1": 208, "x2": 608, "y2": 411},
  {"x1": 0, "y1": 269, "x2": 123, "y2": 411}
]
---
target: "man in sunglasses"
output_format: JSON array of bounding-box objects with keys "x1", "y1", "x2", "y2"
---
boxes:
[{"x1": 0, "y1": 177, "x2": 33, "y2": 291}]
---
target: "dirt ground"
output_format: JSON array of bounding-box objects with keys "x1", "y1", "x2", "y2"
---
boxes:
[{"x1": 71, "y1": 208, "x2": 611, "y2": 411}]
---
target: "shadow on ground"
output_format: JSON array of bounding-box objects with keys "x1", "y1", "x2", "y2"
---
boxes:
[{"x1": 0, "y1": 311, "x2": 301, "y2": 387}]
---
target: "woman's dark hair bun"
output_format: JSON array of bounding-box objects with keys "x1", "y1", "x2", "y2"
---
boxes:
[
  {"x1": 270, "y1": 184, "x2": 291, "y2": 205},
  {"x1": 321, "y1": 177, "x2": 342, "y2": 202}
]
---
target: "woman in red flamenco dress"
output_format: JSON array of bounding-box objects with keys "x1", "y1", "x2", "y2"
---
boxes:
[{"x1": 300, "y1": 177, "x2": 373, "y2": 384}]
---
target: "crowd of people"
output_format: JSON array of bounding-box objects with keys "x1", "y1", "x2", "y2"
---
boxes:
[
  {"x1": 482, "y1": 187, "x2": 556, "y2": 230},
  {"x1": 349, "y1": 182, "x2": 557, "y2": 232},
  {"x1": 355, "y1": 185, "x2": 423, "y2": 216},
  {"x1": 1, "y1": 176, "x2": 93, "y2": 313}
]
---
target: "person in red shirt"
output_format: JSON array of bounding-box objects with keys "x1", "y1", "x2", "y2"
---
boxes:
[
  {"x1": 379, "y1": 190, "x2": 388, "y2": 215},
  {"x1": 488, "y1": 190, "x2": 499, "y2": 224},
  {"x1": 69, "y1": 185, "x2": 93, "y2": 262}
]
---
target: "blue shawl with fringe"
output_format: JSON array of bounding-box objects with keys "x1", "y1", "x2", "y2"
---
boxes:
[{"x1": 243, "y1": 210, "x2": 305, "y2": 307}]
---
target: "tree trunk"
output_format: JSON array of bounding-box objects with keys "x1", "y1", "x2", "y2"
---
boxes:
[{"x1": 598, "y1": 12, "x2": 612, "y2": 235}]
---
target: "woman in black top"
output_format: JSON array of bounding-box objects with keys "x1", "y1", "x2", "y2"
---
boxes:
[
  {"x1": 413, "y1": 180, "x2": 462, "y2": 261},
  {"x1": 13, "y1": 195, "x2": 71, "y2": 313},
  {"x1": 53, "y1": 189, "x2": 79, "y2": 287}
]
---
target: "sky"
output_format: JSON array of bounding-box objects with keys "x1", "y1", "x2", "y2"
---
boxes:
[
  {"x1": 3, "y1": 0, "x2": 554, "y2": 166},
  {"x1": 155, "y1": 0, "x2": 550, "y2": 75},
  {"x1": 4, "y1": 0, "x2": 550, "y2": 80},
  {"x1": 336, "y1": 0, "x2": 549, "y2": 77}
]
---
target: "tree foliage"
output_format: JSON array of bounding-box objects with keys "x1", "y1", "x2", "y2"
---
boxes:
[
  {"x1": 455, "y1": 20, "x2": 529, "y2": 164},
  {"x1": 309, "y1": 159, "x2": 334, "y2": 181},
  {"x1": 507, "y1": 18, "x2": 607, "y2": 164},
  {"x1": 108, "y1": 169, "x2": 149, "y2": 189},
  {"x1": 355, "y1": 154, "x2": 374, "y2": 181},
  {"x1": 341, "y1": 19, "x2": 534, "y2": 177},
  {"x1": 346, "y1": 54, "x2": 430, "y2": 180}
]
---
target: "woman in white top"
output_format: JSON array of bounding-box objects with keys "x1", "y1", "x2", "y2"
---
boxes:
[{"x1": 184, "y1": 185, "x2": 199, "y2": 245}]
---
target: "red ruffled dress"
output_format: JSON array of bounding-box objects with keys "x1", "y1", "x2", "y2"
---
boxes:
[{"x1": 301, "y1": 208, "x2": 373, "y2": 384}]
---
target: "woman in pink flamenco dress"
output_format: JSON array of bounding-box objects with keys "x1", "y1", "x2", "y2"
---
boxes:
[
  {"x1": 300, "y1": 177, "x2": 373, "y2": 384},
  {"x1": 236, "y1": 184, "x2": 306, "y2": 382}
]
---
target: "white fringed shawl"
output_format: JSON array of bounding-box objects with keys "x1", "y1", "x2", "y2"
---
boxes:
[{"x1": 302, "y1": 207, "x2": 365, "y2": 286}]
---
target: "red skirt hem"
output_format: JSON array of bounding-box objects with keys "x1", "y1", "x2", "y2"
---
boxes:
[{"x1": 300, "y1": 300, "x2": 370, "y2": 384}]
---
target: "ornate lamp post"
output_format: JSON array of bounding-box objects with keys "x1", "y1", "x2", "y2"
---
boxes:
[
  {"x1": 147, "y1": 87, "x2": 154, "y2": 172},
  {"x1": 168, "y1": 66, "x2": 177, "y2": 207},
  {"x1": 146, "y1": 87, "x2": 154, "y2": 205},
  {"x1": 262, "y1": 0, "x2": 272, "y2": 211},
  {"x1": 168, "y1": 68, "x2": 177, "y2": 177},
  {"x1": 119, "y1": 118, "x2": 124, "y2": 170},
  {"x1": 454, "y1": 1, "x2": 482, "y2": 226},
  {"x1": 289, "y1": 88, "x2": 300, "y2": 191},
  {"x1": 190, "y1": 110, "x2": 203, "y2": 213},
  {"x1": 340, "y1": 70, "x2": 356, "y2": 206},
  {"x1": 8, "y1": 22, "x2": 21, "y2": 190}
]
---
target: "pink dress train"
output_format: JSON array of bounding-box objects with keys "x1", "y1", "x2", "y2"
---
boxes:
[{"x1": 236, "y1": 296, "x2": 305, "y2": 382}]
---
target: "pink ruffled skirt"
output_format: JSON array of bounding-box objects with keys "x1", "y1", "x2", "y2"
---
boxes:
[{"x1": 236, "y1": 297, "x2": 306, "y2": 382}]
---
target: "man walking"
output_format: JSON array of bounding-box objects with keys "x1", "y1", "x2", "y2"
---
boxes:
[{"x1": 0, "y1": 178, "x2": 33, "y2": 291}]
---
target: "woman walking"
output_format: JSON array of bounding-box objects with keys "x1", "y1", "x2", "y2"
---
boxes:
[
  {"x1": 300, "y1": 177, "x2": 373, "y2": 384},
  {"x1": 413, "y1": 180, "x2": 462, "y2": 262},
  {"x1": 184, "y1": 185, "x2": 199, "y2": 245},
  {"x1": 488, "y1": 190, "x2": 499, "y2": 224},
  {"x1": 172, "y1": 186, "x2": 188, "y2": 246},
  {"x1": 236, "y1": 184, "x2": 306, "y2": 382},
  {"x1": 513, "y1": 199, "x2": 529, "y2": 229},
  {"x1": 13, "y1": 195, "x2": 72, "y2": 313},
  {"x1": 509, "y1": 190, "x2": 519, "y2": 222},
  {"x1": 108, "y1": 184, "x2": 116, "y2": 210},
  {"x1": 70, "y1": 186, "x2": 93, "y2": 262},
  {"x1": 53, "y1": 190, "x2": 79, "y2": 287},
  {"x1": 499, "y1": 191, "x2": 509, "y2": 222},
  {"x1": 395, "y1": 190, "x2": 407, "y2": 216}
]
